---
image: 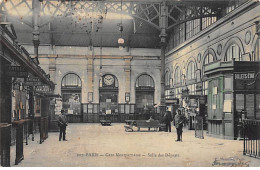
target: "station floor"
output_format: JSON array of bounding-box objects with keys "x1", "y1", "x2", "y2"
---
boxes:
[{"x1": 10, "y1": 123, "x2": 260, "y2": 167}]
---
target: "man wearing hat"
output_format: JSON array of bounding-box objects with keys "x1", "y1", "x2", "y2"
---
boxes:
[{"x1": 58, "y1": 110, "x2": 68, "y2": 141}]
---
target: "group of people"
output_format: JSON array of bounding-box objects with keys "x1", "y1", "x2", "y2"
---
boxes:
[
  {"x1": 58, "y1": 108, "x2": 186, "y2": 142},
  {"x1": 163, "y1": 109, "x2": 186, "y2": 142}
]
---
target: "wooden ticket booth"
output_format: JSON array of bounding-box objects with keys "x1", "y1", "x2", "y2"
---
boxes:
[{"x1": 205, "y1": 60, "x2": 260, "y2": 139}]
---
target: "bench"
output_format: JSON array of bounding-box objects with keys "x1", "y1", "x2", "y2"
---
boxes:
[
  {"x1": 124, "y1": 120, "x2": 161, "y2": 132},
  {"x1": 100, "y1": 120, "x2": 111, "y2": 126}
]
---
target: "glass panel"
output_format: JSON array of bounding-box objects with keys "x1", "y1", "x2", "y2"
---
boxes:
[
  {"x1": 136, "y1": 74, "x2": 154, "y2": 87},
  {"x1": 93, "y1": 104, "x2": 98, "y2": 114},
  {"x1": 224, "y1": 77, "x2": 232, "y2": 90},
  {"x1": 256, "y1": 94, "x2": 260, "y2": 119},
  {"x1": 125, "y1": 105, "x2": 130, "y2": 114},
  {"x1": 62, "y1": 73, "x2": 82, "y2": 87},
  {"x1": 235, "y1": 94, "x2": 244, "y2": 113},
  {"x1": 88, "y1": 104, "x2": 93, "y2": 114},
  {"x1": 120, "y1": 104, "x2": 125, "y2": 114},
  {"x1": 246, "y1": 94, "x2": 255, "y2": 119},
  {"x1": 130, "y1": 105, "x2": 135, "y2": 114}
]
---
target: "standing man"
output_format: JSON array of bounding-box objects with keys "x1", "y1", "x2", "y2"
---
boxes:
[
  {"x1": 58, "y1": 110, "x2": 68, "y2": 141},
  {"x1": 175, "y1": 109, "x2": 185, "y2": 142},
  {"x1": 164, "y1": 111, "x2": 173, "y2": 132}
]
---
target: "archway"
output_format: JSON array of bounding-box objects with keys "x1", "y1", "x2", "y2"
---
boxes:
[
  {"x1": 61, "y1": 73, "x2": 82, "y2": 117},
  {"x1": 135, "y1": 74, "x2": 155, "y2": 116}
]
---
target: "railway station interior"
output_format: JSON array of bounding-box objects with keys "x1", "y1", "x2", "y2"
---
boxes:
[{"x1": 0, "y1": 0, "x2": 260, "y2": 167}]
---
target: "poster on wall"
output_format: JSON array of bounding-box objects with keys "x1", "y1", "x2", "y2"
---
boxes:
[{"x1": 223, "y1": 100, "x2": 232, "y2": 113}]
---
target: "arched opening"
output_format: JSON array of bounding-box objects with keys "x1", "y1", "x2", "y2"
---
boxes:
[
  {"x1": 61, "y1": 73, "x2": 82, "y2": 115},
  {"x1": 254, "y1": 36, "x2": 260, "y2": 61},
  {"x1": 135, "y1": 74, "x2": 155, "y2": 115},
  {"x1": 224, "y1": 44, "x2": 242, "y2": 61},
  {"x1": 174, "y1": 66, "x2": 182, "y2": 99},
  {"x1": 202, "y1": 53, "x2": 215, "y2": 95},
  {"x1": 99, "y1": 74, "x2": 119, "y2": 115}
]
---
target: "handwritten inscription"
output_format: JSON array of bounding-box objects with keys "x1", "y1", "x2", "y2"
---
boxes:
[{"x1": 212, "y1": 157, "x2": 250, "y2": 167}]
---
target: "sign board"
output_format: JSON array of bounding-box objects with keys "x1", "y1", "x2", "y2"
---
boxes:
[
  {"x1": 234, "y1": 72, "x2": 255, "y2": 80},
  {"x1": 24, "y1": 77, "x2": 43, "y2": 86},
  {"x1": 166, "y1": 98, "x2": 179, "y2": 104},
  {"x1": 24, "y1": 81, "x2": 43, "y2": 86},
  {"x1": 35, "y1": 86, "x2": 51, "y2": 93},
  {"x1": 6, "y1": 66, "x2": 28, "y2": 78},
  {"x1": 25, "y1": 77, "x2": 41, "y2": 82}
]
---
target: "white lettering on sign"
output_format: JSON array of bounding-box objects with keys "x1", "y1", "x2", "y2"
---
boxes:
[{"x1": 235, "y1": 72, "x2": 255, "y2": 80}]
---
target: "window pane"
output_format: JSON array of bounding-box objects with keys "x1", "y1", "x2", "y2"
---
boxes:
[
  {"x1": 256, "y1": 94, "x2": 260, "y2": 119},
  {"x1": 224, "y1": 77, "x2": 232, "y2": 89},
  {"x1": 246, "y1": 94, "x2": 255, "y2": 119}
]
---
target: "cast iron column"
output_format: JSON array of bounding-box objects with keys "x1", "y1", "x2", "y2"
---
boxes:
[
  {"x1": 159, "y1": 0, "x2": 167, "y2": 117},
  {"x1": 32, "y1": 0, "x2": 40, "y2": 64}
]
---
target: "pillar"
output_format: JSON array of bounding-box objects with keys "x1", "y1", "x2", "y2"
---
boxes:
[
  {"x1": 32, "y1": 0, "x2": 40, "y2": 64},
  {"x1": 159, "y1": 0, "x2": 168, "y2": 116},
  {"x1": 124, "y1": 56, "x2": 131, "y2": 103}
]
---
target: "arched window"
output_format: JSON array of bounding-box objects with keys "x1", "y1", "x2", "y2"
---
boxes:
[
  {"x1": 202, "y1": 53, "x2": 214, "y2": 75},
  {"x1": 62, "y1": 73, "x2": 82, "y2": 88},
  {"x1": 174, "y1": 66, "x2": 181, "y2": 84},
  {"x1": 254, "y1": 36, "x2": 260, "y2": 61},
  {"x1": 136, "y1": 74, "x2": 154, "y2": 88},
  {"x1": 224, "y1": 44, "x2": 242, "y2": 61},
  {"x1": 61, "y1": 73, "x2": 82, "y2": 115},
  {"x1": 165, "y1": 71, "x2": 170, "y2": 86},
  {"x1": 187, "y1": 61, "x2": 196, "y2": 80}
]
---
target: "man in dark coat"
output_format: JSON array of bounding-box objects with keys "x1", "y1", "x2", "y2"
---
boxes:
[
  {"x1": 175, "y1": 109, "x2": 185, "y2": 142},
  {"x1": 58, "y1": 110, "x2": 68, "y2": 141},
  {"x1": 164, "y1": 111, "x2": 173, "y2": 132}
]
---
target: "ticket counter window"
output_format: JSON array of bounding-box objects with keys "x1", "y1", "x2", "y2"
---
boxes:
[{"x1": 61, "y1": 73, "x2": 82, "y2": 114}]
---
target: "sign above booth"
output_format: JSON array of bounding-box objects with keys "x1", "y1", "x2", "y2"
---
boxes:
[
  {"x1": 6, "y1": 66, "x2": 28, "y2": 78},
  {"x1": 234, "y1": 72, "x2": 255, "y2": 80},
  {"x1": 24, "y1": 77, "x2": 42, "y2": 86}
]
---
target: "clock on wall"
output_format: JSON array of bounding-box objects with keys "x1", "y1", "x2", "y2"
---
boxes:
[{"x1": 104, "y1": 75, "x2": 114, "y2": 86}]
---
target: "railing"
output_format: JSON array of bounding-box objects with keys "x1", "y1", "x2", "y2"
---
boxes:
[
  {"x1": 195, "y1": 116, "x2": 204, "y2": 139},
  {"x1": 243, "y1": 119, "x2": 260, "y2": 159},
  {"x1": 66, "y1": 114, "x2": 82, "y2": 123},
  {"x1": 0, "y1": 123, "x2": 11, "y2": 167}
]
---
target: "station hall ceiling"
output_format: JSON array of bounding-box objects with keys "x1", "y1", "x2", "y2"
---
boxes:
[{"x1": 0, "y1": 0, "x2": 236, "y2": 48}]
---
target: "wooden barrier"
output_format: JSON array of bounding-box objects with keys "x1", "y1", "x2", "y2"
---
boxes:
[{"x1": 0, "y1": 123, "x2": 11, "y2": 167}]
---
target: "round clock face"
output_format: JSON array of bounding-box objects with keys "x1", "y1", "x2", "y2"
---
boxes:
[{"x1": 104, "y1": 75, "x2": 114, "y2": 86}]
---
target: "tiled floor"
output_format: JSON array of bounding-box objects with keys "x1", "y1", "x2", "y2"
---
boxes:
[{"x1": 9, "y1": 123, "x2": 260, "y2": 167}]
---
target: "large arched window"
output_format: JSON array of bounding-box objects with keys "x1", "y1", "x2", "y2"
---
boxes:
[
  {"x1": 135, "y1": 74, "x2": 155, "y2": 115},
  {"x1": 136, "y1": 74, "x2": 154, "y2": 88},
  {"x1": 62, "y1": 73, "x2": 82, "y2": 88},
  {"x1": 174, "y1": 66, "x2": 181, "y2": 84},
  {"x1": 61, "y1": 73, "x2": 82, "y2": 115},
  {"x1": 187, "y1": 61, "x2": 196, "y2": 80},
  {"x1": 224, "y1": 44, "x2": 242, "y2": 61}
]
